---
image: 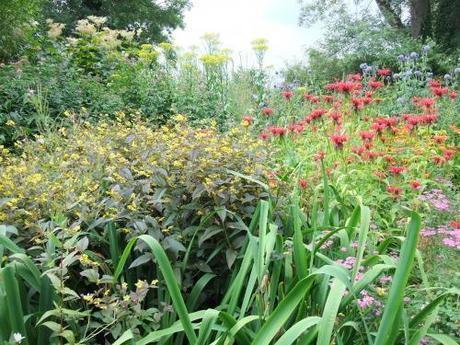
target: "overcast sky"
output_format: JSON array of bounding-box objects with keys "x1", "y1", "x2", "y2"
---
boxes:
[{"x1": 172, "y1": 0, "x2": 324, "y2": 68}]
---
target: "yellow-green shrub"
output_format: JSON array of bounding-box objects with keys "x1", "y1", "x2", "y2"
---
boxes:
[{"x1": 0, "y1": 114, "x2": 267, "y2": 260}]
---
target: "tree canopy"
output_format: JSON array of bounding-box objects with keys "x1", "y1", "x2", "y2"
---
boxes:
[
  {"x1": 299, "y1": 0, "x2": 460, "y2": 50},
  {"x1": 44, "y1": 0, "x2": 191, "y2": 42}
]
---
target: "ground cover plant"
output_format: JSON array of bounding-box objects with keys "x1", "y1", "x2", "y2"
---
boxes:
[{"x1": 0, "y1": 13, "x2": 460, "y2": 345}]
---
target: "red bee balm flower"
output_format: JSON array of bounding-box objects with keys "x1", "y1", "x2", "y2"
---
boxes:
[
  {"x1": 419, "y1": 97, "x2": 436, "y2": 109},
  {"x1": 282, "y1": 90, "x2": 293, "y2": 100},
  {"x1": 359, "y1": 131, "x2": 375, "y2": 141},
  {"x1": 261, "y1": 107, "x2": 274, "y2": 116},
  {"x1": 443, "y1": 149, "x2": 455, "y2": 161},
  {"x1": 259, "y1": 132, "x2": 270, "y2": 140},
  {"x1": 368, "y1": 79, "x2": 384, "y2": 89},
  {"x1": 330, "y1": 134, "x2": 348, "y2": 149},
  {"x1": 377, "y1": 68, "x2": 391, "y2": 76},
  {"x1": 299, "y1": 179, "x2": 307, "y2": 189},
  {"x1": 409, "y1": 180, "x2": 421, "y2": 190},
  {"x1": 314, "y1": 151, "x2": 326, "y2": 161},
  {"x1": 389, "y1": 166, "x2": 404, "y2": 176},
  {"x1": 242, "y1": 115, "x2": 254, "y2": 126},
  {"x1": 449, "y1": 220, "x2": 460, "y2": 229},
  {"x1": 386, "y1": 186, "x2": 402, "y2": 198}
]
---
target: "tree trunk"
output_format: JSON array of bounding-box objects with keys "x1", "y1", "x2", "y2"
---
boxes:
[
  {"x1": 410, "y1": 0, "x2": 432, "y2": 38},
  {"x1": 374, "y1": 0, "x2": 405, "y2": 29}
]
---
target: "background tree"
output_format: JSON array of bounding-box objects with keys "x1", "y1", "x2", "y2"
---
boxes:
[
  {"x1": 0, "y1": 0, "x2": 43, "y2": 62},
  {"x1": 44, "y1": 0, "x2": 191, "y2": 42},
  {"x1": 299, "y1": 0, "x2": 460, "y2": 50}
]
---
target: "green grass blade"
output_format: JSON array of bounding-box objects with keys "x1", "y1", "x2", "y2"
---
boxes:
[
  {"x1": 138, "y1": 234, "x2": 197, "y2": 345},
  {"x1": 1, "y1": 266, "x2": 29, "y2": 345},
  {"x1": 351, "y1": 205, "x2": 370, "y2": 282},
  {"x1": 113, "y1": 330, "x2": 135, "y2": 345},
  {"x1": 426, "y1": 334, "x2": 459, "y2": 345},
  {"x1": 186, "y1": 273, "x2": 216, "y2": 311},
  {"x1": 292, "y1": 205, "x2": 308, "y2": 281},
  {"x1": 251, "y1": 276, "x2": 315, "y2": 345},
  {"x1": 0, "y1": 234, "x2": 25, "y2": 254},
  {"x1": 113, "y1": 237, "x2": 137, "y2": 284},
  {"x1": 273, "y1": 317, "x2": 320, "y2": 345},
  {"x1": 317, "y1": 277, "x2": 347, "y2": 345},
  {"x1": 374, "y1": 212, "x2": 421, "y2": 345},
  {"x1": 196, "y1": 309, "x2": 219, "y2": 345}
]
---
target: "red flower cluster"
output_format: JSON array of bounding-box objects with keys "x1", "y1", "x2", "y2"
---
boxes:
[
  {"x1": 413, "y1": 97, "x2": 436, "y2": 109},
  {"x1": 377, "y1": 69, "x2": 391, "y2": 76},
  {"x1": 299, "y1": 179, "x2": 307, "y2": 189},
  {"x1": 389, "y1": 166, "x2": 404, "y2": 176},
  {"x1": 305, "y1": 108, "x2": 328, "y2": 123},
  {"x1": 304, "y1": 94, "x2": 320, "y2": 103},
  {"x1": 261, "y1": 107, "x2": 274, "y2": 116},
  {"x1": 368, "y1": 79, "x2": 384, "y2": 89},
  {"x1": 359, "y1": 131, "x2": 375, "y2": 141},
  {"x1": 351, "y1": 97, "x2": 372, "y2": 111},
  {"x1": 409, "y1": 180, "x2": 421, "y2": 190},
  {"x1": 282, "y1": 90, "x2": 294, "y2": 100},
  {"x1": 330, "y1": 134, "x2": 348, "y2": 148},
  {"x1": 325, "y1": 81, "x2": 356, "y2": 93},
  {"x1": 403, "y1": 114, "x2": 437, "y2": 127},
  {"x1": 288, "y1": 123, "x2": 304, "y2": 134},
  {"x1": 431, "y1": 86, "x2": 449, "y2": 97},
  {"x1": 386, "y1": 185, "x2": 402, "y2": 198},
  {"x1": 329, "y1": 111, "x2": 342, "y2": 125},
  {"x1": 269, "y1": 126, "x2": 288, "y2": 136},
  {"x1": 242, "y1": 115, "x2": 254, "y2": 125}
]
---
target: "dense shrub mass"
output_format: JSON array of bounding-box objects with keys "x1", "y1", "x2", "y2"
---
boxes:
[
  {"x1": 0, "y1": 19, "x2": 263, "y2": 147},
  {"x1": 0, "y1": 114, "x2": 266, "y2": 257}
]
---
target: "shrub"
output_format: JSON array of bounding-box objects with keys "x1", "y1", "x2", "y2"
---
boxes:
[{"x1": 0, "y1": 114, "x2": 267, "y2": 271}]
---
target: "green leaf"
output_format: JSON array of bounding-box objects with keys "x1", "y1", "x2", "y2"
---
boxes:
[
  {"x1": 273, "y1": 316, "x2": 320, "y2": 345},
  {"x1": 317, "y1": 278, "x2": 347, "y2": 345},
  {"x1": 251, "y1": 275, "x2": 315, "y2": 345},
  {"x1": 374, "y1": 212, "x2": 421, "y2": 345}
]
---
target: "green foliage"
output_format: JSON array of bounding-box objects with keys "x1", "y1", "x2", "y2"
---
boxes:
[
  {"x1": 0, "y1": 0, "x2": 43, "y2": 62},
  {"x1": 0, "y1": 20, "x2": 262, "y2": 146},
  {"x1": 43, "y1": 0, "x2": 190, "y2": 43}
]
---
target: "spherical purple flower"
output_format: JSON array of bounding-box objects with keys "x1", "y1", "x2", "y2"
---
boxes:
[
  {"x1": 444, "y1": 74, "x2": 452, "y2": 80},
  {"x1": 360, "y1": 63, "x2": 368, "y2": 70},
  {"x1": 414, "y1": 70, "x2": 422, "y2": 77},
  {"x1": 397, "y1": 54, "x2": 406, "y2": 62},
  {"x1": 422, "y1": 45, "x2": 430, "y2": 53},
  {"x1": 454, "y1": 67, "x2": 460, "y2": 75},
  {"x1": 410, "y1": 52, "x2": 419, "y2": 59}
]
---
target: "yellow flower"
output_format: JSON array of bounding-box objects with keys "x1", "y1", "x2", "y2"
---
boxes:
[
  {"x1": 135, "y1": 279, "x2": 146, "y2": 289},
  {"x1": 83, "y1": 293, "x2": 94, "y2": 303},
  {"x1": 375, "y1": 287, "x2": 386, "y2": 297},
  {"x1": 5, "y1": 120, "x2": 15, "y2": 126}
]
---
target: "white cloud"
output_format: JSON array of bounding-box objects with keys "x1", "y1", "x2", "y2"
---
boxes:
[{"x1": 173, "y1": 0, "x2": 324, "y2": 68}]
